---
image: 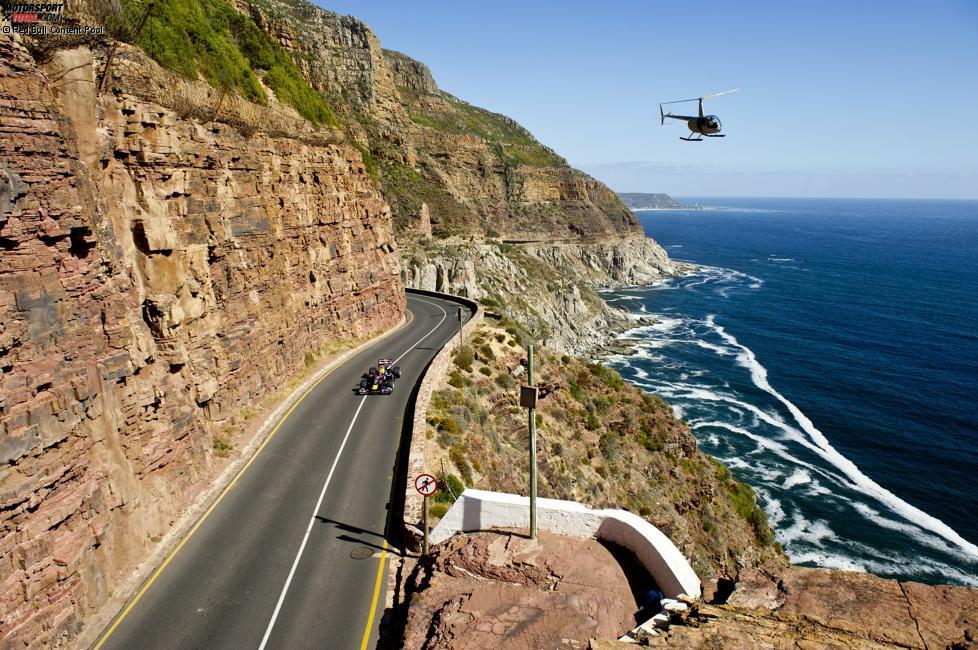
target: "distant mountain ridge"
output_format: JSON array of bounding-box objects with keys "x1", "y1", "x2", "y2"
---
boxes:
[{"x1": 618, "y1": 192, "x2": 690, "y2": 210}]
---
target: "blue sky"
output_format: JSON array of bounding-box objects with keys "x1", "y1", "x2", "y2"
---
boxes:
[{"x1": 318, "y1": 1, "x2": 978, "y2": 198}]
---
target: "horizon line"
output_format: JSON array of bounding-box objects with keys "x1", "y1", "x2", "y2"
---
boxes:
[{"x1": 627, "y1": 195, "x2": 978, "y2": 202}]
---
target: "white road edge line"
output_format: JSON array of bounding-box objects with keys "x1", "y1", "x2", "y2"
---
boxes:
[{"x1": 258, "y1": 295, "x2": 451, "y2": 649}]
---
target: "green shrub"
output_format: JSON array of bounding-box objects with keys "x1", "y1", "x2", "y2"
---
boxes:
[
  {"x1": 350, "y1": 142, "x2": 378, "y2": 179},
  {"x1": 304, "y1": 352, "x2": 316, "y2": 367},
  {"x1": 478, "y1": 343, "x2": 495, "y2": 361},
  {"x1": 126, "y1": 0, "x2": 336, "y2": 127},
  {"x1": 588, "y1": 363, "x2": 624, "y2": 390},
  {"x1": 213, "y1": 435, "x2": 232, "y2": 457},
  {"x1": 568, "y1": 381, "x2": 585, "y2": 403},
  {"x1": 561, "y1": 354, "x2": 570, "y2": 365},
  {"x1": 454, "y1": 345, "x2": 474, "y2": 372},
  {"x1": 495, "y1": 333, "x2": 506, "y2": 342},
  {"x1": 448, "y1": 370, "x2": 469, "y2": 389},
  {"x1": 434, "y1": 473, "x2": 465, "y2": 504},
  {"x1": 450, "y1": 446, "x2": 474, "y2": 485},
  {"x1": 494, "y1": 372, "x2": 515, "y2": 389},
  {"x1": 586, "y1": 413, "x2": 600, "y2": 431},
  {"x1": 478, "y1": 366, "x2": 493, "y2": 376},
  {"x1": 728, "y1": 481, "x2": 776, "y2": 546},
  {"x1": 429, "y1": 503, "x2": 449, "y2": 519},
  {"x1": 639, "y1": 505, "x2": 652, "y2": 517},
  {"x1": 598, "y1": 432, "x2": 620, "y2": 461},
  {"x1": 436, "y1": 417, "x2": 460, "y2": 435},
  {"x1": 594, "y1": 396, "x2": 612, "y2": 414}
]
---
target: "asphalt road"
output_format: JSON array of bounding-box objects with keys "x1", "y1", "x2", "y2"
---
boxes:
[{"x1": 96, "y1": 293, "x2": 470, "y2": 650}]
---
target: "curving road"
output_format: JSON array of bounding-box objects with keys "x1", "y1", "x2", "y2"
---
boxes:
[{"x1": 95, "y1": 293, "x2": 470, "y2": 650}]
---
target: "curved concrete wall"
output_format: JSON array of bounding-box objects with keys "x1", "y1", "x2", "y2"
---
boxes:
[{"x1": 430, "y1": 489, "x2": 701, "y2": 600}]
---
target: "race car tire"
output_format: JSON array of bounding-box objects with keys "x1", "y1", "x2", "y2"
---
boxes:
[{"x1": 392, "y1": 366, "x2": 401, "y2": 378}]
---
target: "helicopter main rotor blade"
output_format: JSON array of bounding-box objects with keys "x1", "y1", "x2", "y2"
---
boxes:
[
  {"x1": 660, "y1": 98, "x2": 701, "y2": 105},
  {"x1": 701, "y1": 88, "x2": 739, "y2": 100}
]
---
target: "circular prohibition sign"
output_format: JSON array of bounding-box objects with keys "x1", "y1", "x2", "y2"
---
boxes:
[{"x1": 415, "y1": 473, "x2": 439, "y2": 497}]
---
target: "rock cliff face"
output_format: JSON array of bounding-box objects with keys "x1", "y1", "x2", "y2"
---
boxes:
[
  {"x1": 234, "y1": 0, "x2": 675, "y2": 353},
  {"x1": 401, "y1": 237, "x2": 677, "y2": 354},
  {"x1": 0, "y1": 34, "x2": 402, "y2": 645}
]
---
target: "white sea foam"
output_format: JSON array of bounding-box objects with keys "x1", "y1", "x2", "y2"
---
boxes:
[
  {"x1": 707, "y1": 315, "x2": 978, "y2": 560},
  {"x1": 852, "y1": 503, "x2": 978, "y2": 565},
  {"x1": 691, "y1": 420, "x2": 838, "y2": 487},
  {"x1": 783, "y1": 469, "x2": 811, "y2": 489},
  {"x1": 779, "y1": 514, "x2": 837, "y2": 546},
  {"x1": 756, "y1": 488, "x2": 786, "y2": 527},
  {"x1": 804, "y1": 481, "x2": 831, "y2": 496},
  {"x1": 651, "y1": 317, "x2": 685, "y2": 333},
  {"x1": 791, "y1": 550, "x2": 868, "y2": 573}
]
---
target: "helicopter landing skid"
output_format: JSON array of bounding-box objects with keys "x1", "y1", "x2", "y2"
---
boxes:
[{"x1": 680, "y1": 135, "x2": 704, "y2": 141}]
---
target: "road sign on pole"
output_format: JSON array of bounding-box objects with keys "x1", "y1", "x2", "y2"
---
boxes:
[
  {"x1": 415, "y1": 473, "x2": 438, "y2": 497},
  {"x1": 415, "y1": 473, "x2": 439, "y2": 557}
]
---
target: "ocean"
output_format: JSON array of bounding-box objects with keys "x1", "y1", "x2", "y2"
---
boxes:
[{"x1": 603, "y1": 198, "x2": 978, "y2": 586}]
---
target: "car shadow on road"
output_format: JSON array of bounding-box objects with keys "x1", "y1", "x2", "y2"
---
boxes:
[{"x1": 314, "y1": 517, "x2": 389, "y2": 554}]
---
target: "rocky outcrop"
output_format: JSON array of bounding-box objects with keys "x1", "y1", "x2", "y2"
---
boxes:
[
  {"x1": 0, "y1": 34, "x2": 402, "y2": 646},
  {"x1": 402, "y1": 532, "x2": 646, "y2": 649},
  {"x1": 401, "y1": 236, "x2": 675, "y2": 354},
  {"x1": 637, "y1": 566, "x2": 978, "y2": 649}
]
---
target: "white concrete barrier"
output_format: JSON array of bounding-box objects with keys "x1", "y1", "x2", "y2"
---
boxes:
[{"x1": 430, "y1": 489, "x2": 701, "y2": 599}]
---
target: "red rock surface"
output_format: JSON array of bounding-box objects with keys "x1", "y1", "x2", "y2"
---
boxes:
[
  {"x1": 403, "y1": 531, "x2": 645, "y2": 649},
  {"x1": 635, "y1": 566, "x2": 978, "y2": 649},
  {"x1": 0, "y1": 34, "x2": 402, "y2": 646}
]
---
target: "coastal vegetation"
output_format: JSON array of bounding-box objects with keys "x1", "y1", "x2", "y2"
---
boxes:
[
  {"x1": 403, "y1": 88, "x2": 565, "y2": 168},
  {"x1": 424, "y1": 320, "x2": 786, "y2": 579},
  {"x1": 120, "y1": 0, "x2": 337, "y2": 126}
]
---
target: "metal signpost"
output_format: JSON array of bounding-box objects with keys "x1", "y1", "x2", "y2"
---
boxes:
[
  {"x1": 414, "y1": 473, "x2": 438, "y2": 556},
  {"x1": 456, "y1": 307, "x2": 463, "y2": 349},
  {"x1": 521, "y1": 344, "x2": 539, "y2": 540}
]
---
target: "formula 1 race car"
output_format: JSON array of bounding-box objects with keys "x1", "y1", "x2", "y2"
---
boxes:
[
  {"x1": 357, "y1": 358, "x2": 401, "y2": 395},
  {"x1": 368, "y1": 358, "x2": 401, "y2": 379}
]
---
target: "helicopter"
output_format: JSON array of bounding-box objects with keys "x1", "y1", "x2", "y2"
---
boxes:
[{"x1": 660, "y1": 89, "x2": 738, "y2": 141}]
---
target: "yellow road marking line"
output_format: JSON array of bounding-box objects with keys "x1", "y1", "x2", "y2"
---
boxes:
[
  {"x1": 359, "y1": 539, "x2": 389, "y2": 650},
  {"x1": 93, "y1": 310, "x2": 413, "y2": 649}
]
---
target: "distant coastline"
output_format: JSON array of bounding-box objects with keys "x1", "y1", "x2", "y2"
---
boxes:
[{"x1": 617, "y1": 192, "x2": 707, "y2": 211}]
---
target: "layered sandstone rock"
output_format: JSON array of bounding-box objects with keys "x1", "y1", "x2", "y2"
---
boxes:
[
  {"x1": 0, "y1": 34, "x2": 402, "y2": 646},
  {"x1": 637, "y1": 566, "x2": 978, "y2": 649}
]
